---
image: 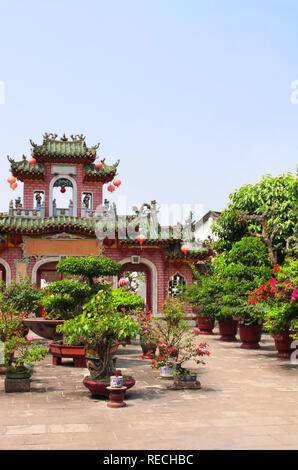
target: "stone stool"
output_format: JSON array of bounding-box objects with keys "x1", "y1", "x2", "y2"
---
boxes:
[{"x1": 106, "y1": 386, "x2": 127, "y2": 408}]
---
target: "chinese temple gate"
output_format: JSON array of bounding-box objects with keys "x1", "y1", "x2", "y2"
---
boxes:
[{"x1": 0, "y1": 133, "x2": 212, "y2": 320}]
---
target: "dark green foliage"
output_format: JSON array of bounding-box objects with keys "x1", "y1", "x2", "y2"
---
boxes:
[
  {"x1": 56, "y1": 255, "x2": 121, "y2": 285},
  {"x1": 212, "y1": 173, "x2": 297, "y2": 262},
  {"x1": 214, "y1": 237, "x2": 272, "y2": 323},
  {"x1": 111, "y1": 288, "x2": 144, "y2": 312},
  {"x1": 0, "y1": 277, "x2": 43, "y2": 316},
  {"x1": 40, "y1": 281, "x2": 92, "y2": 320},
  {"x1": 184, "y1": 275, "x2": 224, "y2": 319}
]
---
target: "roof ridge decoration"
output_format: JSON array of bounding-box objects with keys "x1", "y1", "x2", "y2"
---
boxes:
[{"x1": 29, "y1": 133, "x2": 100, "y2": 164}]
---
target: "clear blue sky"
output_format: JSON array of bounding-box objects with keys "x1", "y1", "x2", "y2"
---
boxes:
[{"x1": 0, "y1": 0, "x2": 297, "y2": 220}]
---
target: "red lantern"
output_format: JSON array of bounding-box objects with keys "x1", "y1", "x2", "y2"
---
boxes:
[
  {"x1": 60, "y1": 187, "x2": 66, "y2": 193},
  {"x1": 10, "y1": 182, "x2": 17, "y2": 190},
  {"x1": 107, "y1": 184, "x2": 115, "y2": 193},
  {"x1": 113, "y1": 178, "x2": 121, "y2": 187},
  {"x1": 137, "y1": 234, "x2": 146, "y2": 245},
  {"x1": 181, "y1": 244, "x2": 190, "y2": 254},
  {"x1": 28, "y1": 157, "x2": 36, "y2": 165},
  {"x1": 95, "y1": 161, "x2": 103, "y2": 169},
  {"x1": 7, "y1": 176, "x2": 16, "y2": 184}
]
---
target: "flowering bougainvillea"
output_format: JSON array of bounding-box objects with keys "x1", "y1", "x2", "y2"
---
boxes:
[{"x1": 248, "y1": 260, "x2": 297, "y2": 336}]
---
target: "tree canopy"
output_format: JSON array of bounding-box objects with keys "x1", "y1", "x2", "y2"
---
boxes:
[
  {"x1": 212, "y1": 173, "x2": 297, "y2": 265},
  {"x1": 56, "y1": 255, "x2": 122, "y2": 285}
]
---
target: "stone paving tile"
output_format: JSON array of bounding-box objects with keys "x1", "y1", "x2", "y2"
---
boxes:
[{"x1": 0, "y1": 329, "x2": 297, "y2": 450}]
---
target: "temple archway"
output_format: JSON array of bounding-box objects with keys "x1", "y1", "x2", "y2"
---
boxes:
[
  {"x1": 0, "y1": 257, "x2": 11, "y2": 286},
  {"x1": 31, "y1": 257, "x2": 61, "y2": 287},
  {"x1": 49, "y1": 175, "x2": 77, "y2": 217},
  {"x1": 114, "y1": 257, "x2": 158, "y2": 314}
]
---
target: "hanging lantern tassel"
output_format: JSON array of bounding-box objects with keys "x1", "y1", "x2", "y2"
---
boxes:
[{"x1": 181, "y1": 244, "x2": 190, "y2": 255}]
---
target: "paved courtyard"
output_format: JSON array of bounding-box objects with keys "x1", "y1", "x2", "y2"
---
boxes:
[{"x1": 0, "y1": 328, "x2": 297, "y2": 450}]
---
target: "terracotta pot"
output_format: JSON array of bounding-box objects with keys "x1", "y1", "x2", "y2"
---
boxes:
[
  {"x1": 83, "y1": 376, "x2": 135, "y2": 398},
  {"x1": 140, "y1": 340, "x2": 156, "y2": 359},
  {"x1": 218, "y1": 319, "x2": 238, "y2": 341},
  {"x1": 197, "y1": 316, "x2": 215, "y2": 335},
  {"x1": 274, "y1": 331, "x2": 297, "y2": 359},
  {"x1": 239, "y1": 324, "x2": 263, "y2": 349},
  {"x1": 23, "y1": 318, "x2": 64, "y2": 340}
]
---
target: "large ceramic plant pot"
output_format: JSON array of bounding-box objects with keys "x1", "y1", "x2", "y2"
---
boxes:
[
  {"x1": 197, "y1": 316, "x2": 215, "y2": 335},
  {"x1": 238, "y1": 324, "x2": 263, "y2": 349},
  {"x1": 173, "y1": 373, "x2": 201, "y2": 389},
  {"x1": 83, "y1": 376, "x2": 135, "y2": 398},
  {"x1": 218, "y1": 319, "x2": 238, "y2": 341},
  {"x1": 274, "y1": 331, "x2": 297, "y2": 359},
  {"x1": 4, "y1": 367, "x2": 32, "y2": 393},
  {"x1": 23, "y1": 318, "x2": 64, "y2": 340}
]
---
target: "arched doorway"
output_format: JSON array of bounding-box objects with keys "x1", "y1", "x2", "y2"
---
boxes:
[
  {"x1": 49, "y1": 175, "x2": 77, "y2": 217},
  {"x1": 37, "y1": 261, "x2": 63, "y2": 288},
  {"x1": 120, "y1": 262, "x2": 151, "y2": 311},
  {"x1": 0, "y1": 264, "x2": 6, "y2": 284},
  {"x1": 0, "y1": 257, "x2": 11, "y2": 286}
]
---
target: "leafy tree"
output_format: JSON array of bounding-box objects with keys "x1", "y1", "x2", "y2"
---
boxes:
[
  {"x1": 183, "y1": 274, "x2": 225, "y2": 319},
  {"x1": 111, "y1": 288, "x2": 144, "y2": 312},
  {"x1": 0, "y1": 277, "x2": 43, "y2": 317},
  {"x1": 214, "y1": 237, "x2": 272, "y2": 324},
  {"x1": 212, "y1": 173, "x2": 297, "y2": 265},
  {"x1": 56, "y1": 255, "x2": 121, "y2": 286},
  {"x1": 40, "y1": 281, "x2": 92, "y2": 320},
  {"x1": 57, "y1": 287, "x2": 141, "y2": 379}
]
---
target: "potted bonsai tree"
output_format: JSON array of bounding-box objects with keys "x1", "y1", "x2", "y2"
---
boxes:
[
  {"x1": 25, "y1": 255, "x2": 121, "y2": 340},
  {"x1": 111, "y1": 287, "x2": 144, "y2": 345},
  {"x1": 215, "y1": 237, "x2": 272, "y2": 349},
  {"x1": 137, "y1": 310, "x2": 159, "y2": 359},
  {"x1": 249, "y1": 259, "x2": 298, "y2": 358},
  {"x1": 0, "y1": 302, "x2": 29, "y2": 374},
  {"x1": 4, "y1": 334, "x2": 47, "y2": 392},
  {"x1": 57, "y1": 285, "x2": 141, "y2": 397},
  {"x1": 171, "y1": 336, "x2": 210, "y2": 389},
  {"x1": 183, "y1": 269, "x2": 217, "y2": 335},
  {"x1": 0, "y1": 276, "x2": 43, "y2": 319},
  {"x1": 150, "y1": 297, "x2": 191, "y2": 377}
]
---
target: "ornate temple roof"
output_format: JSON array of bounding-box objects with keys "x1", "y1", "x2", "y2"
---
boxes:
[
  {"x1": 8, "y1": 155, "x2": 45, "y2": 181},
  {"x1": 0, "y1": 215, "x2": 96, "y2": 236},
  {"x1": 7, "y1": 134, "x2": 119, "y2": 182},
  {"x1": 30, "y1": 133, "x2": 99, "y2": 164},
  {"x1": 83, "y1": 159, "x2": 119, "y2": 183}
]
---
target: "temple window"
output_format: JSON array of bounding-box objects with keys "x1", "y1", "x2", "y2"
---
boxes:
[{"x1": 168, "y1": 273, "x2": 186, "y2": 298}]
